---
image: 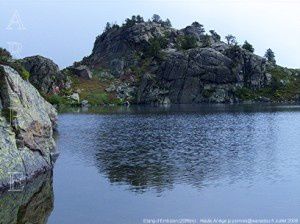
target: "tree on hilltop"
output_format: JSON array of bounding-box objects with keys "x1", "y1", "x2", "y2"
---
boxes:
[
  {"x1": 242, "y1": 41, "x2": 254, "y2": 53},
  {"x1": 265, "y1": 48, "x2": 276, "y2": 64},
  {"x1": 225, "y1": 34, "x2": 237, "y2": 45}
]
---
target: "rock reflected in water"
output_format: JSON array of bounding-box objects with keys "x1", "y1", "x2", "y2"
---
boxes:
[{"x1": 0, "y1": 172, "x2": 53, "y2": 224}]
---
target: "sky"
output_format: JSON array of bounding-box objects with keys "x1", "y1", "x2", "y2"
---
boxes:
[{"x1": 0, "y1": 0, "x2": 299, "y2": 69}]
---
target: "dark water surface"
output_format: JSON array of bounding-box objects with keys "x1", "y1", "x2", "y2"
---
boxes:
[{"x1": 11, "y1": 104, "x2": 300, "y2": 224}]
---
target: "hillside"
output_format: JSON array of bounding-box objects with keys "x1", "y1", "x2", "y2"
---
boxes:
[
  {"x1": 1, "y1": 15, "x2": 299, "y2": 106},
  {"x1": 68, "y1": 15, "x2": 299, "y2": 105}
]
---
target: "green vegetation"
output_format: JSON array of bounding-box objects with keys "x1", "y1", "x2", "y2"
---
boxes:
[
  {"x1": 209, "y1": 30, "x2": 221, "y2": 41},
  {"x1": 70, "y1": 75, "x2": 121, "y2": 106},
  {"x1": 202, "y1": 34, "x2": 212, "y2": 47},
  {"x1": 146, "y1": 36, "x2": 168, "y2": 58},
  {"x1": 236, "y1": 66, "x2": 300, "y2": 102},
  {"x1": 123, "y1": 15, "x2": 144, "y2": 27},
  {"x1": 45, "y1": 94, "x2": 68, "y2": 105},
  {"x1": 177, "y1": 35, "x2": 198, "y2": 50},
  {"x1": 191, "y1": 22, "x2": 205, "y2": 34},
  {"x1": 242, "y1": 41, "x2": 254, "y2": 53},
  {"x1": 0, "y1": 50, "x2": 30, "y2": 81},
  {"x1": 202, "y1": 89, "x2": 215, "y2": 98},
  {"x1": 225, "y1": 34, "x2": 237, "y2": 45},
  {"x1": 0, "y1": 47, "x2": 12, "y2": 62},
  {"x1": 265, "y1": 48, "x2": 276, "y2": 64}
]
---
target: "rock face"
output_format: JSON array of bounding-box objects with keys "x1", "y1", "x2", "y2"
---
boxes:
[
  {"x1": 79, "y1": 19, "x2": 273, "y2": 104},
  {"x1": 0, "y1": 65, "x2": 57, "y2": 188},
  {"x1": 19, "y1": 55, "x2": 68, "y2": 94},
  {"x1": 69, "y1": 65, "x2": 92, "y2": 80},
  {"x1": 138, "y1": 46, "x2": 267, "y2": 104},
  {"x1": 83, "y1": 22, "x2": 176, "y2": 70}
]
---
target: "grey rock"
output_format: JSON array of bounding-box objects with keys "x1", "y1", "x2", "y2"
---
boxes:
[
  {"x1": 0, "y1": 65, "x2": 57, "y2": 188},
  {"x1": 19, "y1": 55, "x2": 67, "y2": 94},
  {"x1": 81, "y1": 100, "x2": 89, "y2": 107},
  {"x1": 70, "y1": 65, "x2": 92, "y2": 80},
  {"x1": 110, "y1": 59, "x2": 125, "y2": 77},
  {"x1": 68, "y1": 93, "x2": 80, "y2": 103}
]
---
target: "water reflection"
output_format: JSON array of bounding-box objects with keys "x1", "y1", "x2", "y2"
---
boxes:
[
  {"x1": 0, "y1": 172, "x2": 53, "y2": 224},
  {"x1": 58, "y1": 104, "x2": 300, "y2": 193}
]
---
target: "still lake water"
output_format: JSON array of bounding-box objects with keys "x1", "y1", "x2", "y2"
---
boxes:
[
  {"x1": 2, "y1": 104, "x2": 300, "y2": 224},
  {"x1": 48, "y1": 104, "x2": 300, "y2": 224}
]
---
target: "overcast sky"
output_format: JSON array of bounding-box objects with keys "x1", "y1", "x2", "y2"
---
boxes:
[{"x1": 0, "y1": 0, "x2": 299, "y2": 68}]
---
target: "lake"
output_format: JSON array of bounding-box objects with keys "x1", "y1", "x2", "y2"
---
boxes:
[{"x1": 2, "y1": 104, "x2": 300, "y2": 224}]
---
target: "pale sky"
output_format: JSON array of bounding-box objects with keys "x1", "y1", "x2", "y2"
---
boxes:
[{"x1": 0, "y1": 0, "x2": 299, "y2": 68}]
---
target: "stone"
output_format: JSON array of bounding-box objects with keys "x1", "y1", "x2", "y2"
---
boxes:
[
  {"x1": 0, "y1": 65, "x2": 57, "y2": 188},
  {"x1": 69, "y1": 93, "x2": 80, "y2": 103},
  {"x1": 265, "y1": 73, "x2": 272, "y2": 85},
  {"x1": 81, "y1": 100, "x2": 89, "y2": 107},
  {"x1": 70, "y1": 65, "x2": 92, "y2": 80},
  {"x1": 110, "y1": 59, "x2": 125, "y2": 77},
  {"x1": 19, "y1": 55, "x2": 67, "y2": 94}
]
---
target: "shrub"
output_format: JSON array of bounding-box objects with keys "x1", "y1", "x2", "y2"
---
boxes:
[
  {"x1": 225, "y1": 34, "x2": 237, "y2": 45},
  {"x1": 9, "y1": 61, "x2": 30, "y2": 80},
  {"x1": 242, "y1": 41, "x2": 254, "y2": 53},
  {"x1": 46, "y1": 94, "x2": 66, "y2": 105},
  {"x1": 146, "y1": 36, "x2": 168, "y2": 58},
  {"x1": 162, "y1": 18, "x2": 172, "y2": 27},
  {"x1": 0, "y1": 48, "x2": 12, "y2": 62},
  {"x1": 201, "y1": 34, "x2": 212, "y2": 47},
  {"x1": 152, "y1": 14, "x2": 162, "y2": 23},
  {"x1": 209, "y1": 30, "x2": 221, "y2": 41},
  {"x1": 177, "y1": 35, "x2": 198, "y2": 50},
  {"x1": 20, "y1": 67, "x2": 30, "y2": 80}
]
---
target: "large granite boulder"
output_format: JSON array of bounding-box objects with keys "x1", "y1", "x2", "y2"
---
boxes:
[
  {"x1": 19, "y1": 55, "x2": 68, "y2": 94},
  {"x1": 0, "y1": 65, "x2": 57, "y2": 189}
]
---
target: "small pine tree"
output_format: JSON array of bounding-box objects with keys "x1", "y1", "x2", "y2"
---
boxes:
[
  {"x1": 152, "y1": 14, "x2": 161, "y2": 23},
  {"x1": 265, "y1": 48, "x2": 276, "y2": 64},
  {"x1": 179, "y1": 35, "x2": 198, "y2": 50},
  {"x1": 163, "y1": 18, "x2": 172, "y2": 27},
  {"x1": 104, "y1": 22, "x2": 111, "y2": 32},
  {"x1": 225, "y1": 34, "x2": 237, "y2": 45},
  {"x1": 191, "y1": 21, "x2": 205, "y2": 34},
  {"x1": 136, "y1": 15, "x2": 144, "y2": 23},
  {"x1": 209, "y1": 30, "x2": 221, "y2": 41},
  {"x1": 242, "y1": 41, "x2": 254, "y2": 53}
]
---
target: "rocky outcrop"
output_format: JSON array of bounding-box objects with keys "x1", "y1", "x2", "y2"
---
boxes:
[
  {"x1": 0, "y1": 65, "x2": 57, "y2": 188},
  {"x1": 19, "y1": 55, "x2": 69, "y2": 94},
  {"x1": 77, "y1": 19, "x2": 274, "y2": 104},
  {"x1": 83, "y1": 22, "x2": 176, "y2": 70},
  {"x1": 137, "y1": 46, "x2": 267, "y2": 104}
]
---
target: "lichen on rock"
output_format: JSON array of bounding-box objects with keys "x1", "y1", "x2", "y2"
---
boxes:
[{"x1": 0, "y1": 65, "x2": 58, "y2": 189}]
